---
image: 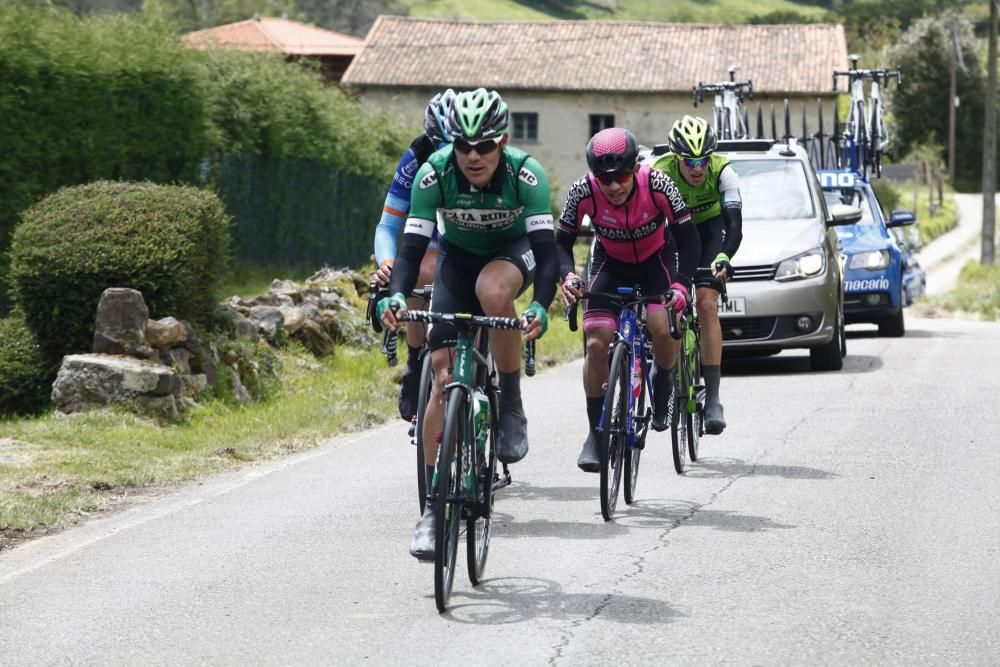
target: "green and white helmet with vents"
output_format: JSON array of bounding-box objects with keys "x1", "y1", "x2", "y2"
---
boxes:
[
  {"x1": 446, "y1": 88, "x2": 509, "y2": 141},
  {"x1": 667, "y1": 115, "x2": 718, "y2": 159}
]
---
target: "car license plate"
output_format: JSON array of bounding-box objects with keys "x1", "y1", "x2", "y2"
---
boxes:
[{"x1": 717, "y1": 296, "x2": 746, "y2": 317}]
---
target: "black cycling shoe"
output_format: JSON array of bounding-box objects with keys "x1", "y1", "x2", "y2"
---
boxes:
[
  {"x1": 397, "y1": 360, "x2": 421, "y2": 421},
  {"x1": 704, "y1": 401, "x2": 726, "y2": 435},
  {"x1": 409, "y1": 506, "x2": 436, "y2": 561},
  {"x1": 497, "y1": 400, "x2": 529, "y2": 464},
  {"x1": 577, "y1": 431, "x2": 600, "y2": 473},
  {"x1": 650, "y1": 366, "x2": 675, "y2": 432}
]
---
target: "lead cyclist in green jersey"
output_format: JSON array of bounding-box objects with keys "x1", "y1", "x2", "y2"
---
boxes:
[
  {"x1": 651, "y1": 116, "x2": 743, "y2": 434},
  {"x1": 378, "y1": 88, "x2": 558, "y2": 560}
]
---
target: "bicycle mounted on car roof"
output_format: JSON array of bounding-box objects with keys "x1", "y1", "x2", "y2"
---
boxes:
[{"x1": 693, "y1": 66, "x2": 754, "y2": 141}]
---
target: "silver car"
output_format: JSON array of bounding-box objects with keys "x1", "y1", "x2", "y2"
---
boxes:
[{"x1": 717, "y1": 141, "x2": 861, "y2": 371}]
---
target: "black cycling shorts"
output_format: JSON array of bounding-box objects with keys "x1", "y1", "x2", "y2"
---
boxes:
[
  {"x1": 695, "y1": 214, "x2": 726, "y2": 290},
  {"x1": 584, "y1": 241, "x2": 672, "y2": 331},
  {"x1": 427, "y1": 237, "x2": 535, "y2": 350}
]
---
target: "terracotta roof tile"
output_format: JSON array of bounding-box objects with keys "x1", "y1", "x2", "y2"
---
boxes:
[
  {"x1": 342, "y1": 17, "x2": 848, "y2": 94},
  {"x1": 184, "y1": 17, "x2": 363, "y2": 56}
]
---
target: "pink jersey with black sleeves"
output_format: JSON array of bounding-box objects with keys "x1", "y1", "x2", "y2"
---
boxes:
[{"x1": 558, "y1": 165, "x2": 691, "y2": 264}]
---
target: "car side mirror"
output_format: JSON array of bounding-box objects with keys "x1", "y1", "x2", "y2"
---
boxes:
[
  {"x1": 827, "y1": 203, "x2": 863, "y2": 226},
  {"x1": 889, "y1": 209, "x2": 916, "y2": 227}
]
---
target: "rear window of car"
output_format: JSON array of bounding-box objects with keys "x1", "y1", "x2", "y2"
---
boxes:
[
  {"x1": 729, "y1": 159, "x2": 815, "y2": 220},
  {"x1": 822, "y1": 188, "x2": 877, "y2": 226}
]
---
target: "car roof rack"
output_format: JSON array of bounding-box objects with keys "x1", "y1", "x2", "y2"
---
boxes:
[{"x1": 717, "y1": 139, "x2": 775, "y2": 153}]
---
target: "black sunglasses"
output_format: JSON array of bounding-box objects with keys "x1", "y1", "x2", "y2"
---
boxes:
[{"x1": 454, "y1": 137, "x2": 502, "y2": 155}]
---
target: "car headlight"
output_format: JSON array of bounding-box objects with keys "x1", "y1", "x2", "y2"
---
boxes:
[
  {"x1": 775, "y1": 247, "x2": 827, "y2": 281},
  {"x1": 848, "y1": 249, "x2": 891, "y2": 271}
]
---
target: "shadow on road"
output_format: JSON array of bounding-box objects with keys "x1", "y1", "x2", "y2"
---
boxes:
[
  {"x1": 501, "y1": 483, "x2": 598, "y2": 503},
  {"x1": 617, "y1": 499, "x2": 796, "y2": 534},
  {"x1": 722, "y1": 353, "x2": 883, "y2": 376},
  {"x1": 687, "y1": 457, "x2": 839, "y2": 480},
  {"x1": 847, "y1": 326, "x2": 964, "y2": 340},
  {"x1": 440, "y1": 576, "x2": 684, "y2": 625}
]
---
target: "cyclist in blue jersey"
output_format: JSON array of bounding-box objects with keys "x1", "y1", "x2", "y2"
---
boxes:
[{"x1": 373, "y1": 89, "x2": 457, "y2": 423}]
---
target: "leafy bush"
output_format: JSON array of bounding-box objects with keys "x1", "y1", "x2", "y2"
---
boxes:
[
  {"x1": 870, "y1": 179, "x2": 900, "y2": 215},
  {"x1": 9, "y1": 181, "x2": 231, "y2": 359},
  {"x1": 0, "y1": 310, "x2": 56, "y2": 415}
]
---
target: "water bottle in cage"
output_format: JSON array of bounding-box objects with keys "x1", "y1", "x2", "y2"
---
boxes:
[
  {"x1": 632, "y1": 352, "x2": 642, "y2": 399},
  {"x1": 472, "y1": 390, "x2": 489, "y2": 453}
]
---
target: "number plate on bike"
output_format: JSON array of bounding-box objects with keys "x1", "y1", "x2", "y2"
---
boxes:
[{"x1": 717, "y1": 297, "x2": 746, "y2": 317}]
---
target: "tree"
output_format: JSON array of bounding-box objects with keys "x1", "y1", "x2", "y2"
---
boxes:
[
  {"x1": 890, "y1": 14, "x2": 987, "y2": 190},
  {"x1": 290, "y1": 0, "x2": 407, "y2": 37}
]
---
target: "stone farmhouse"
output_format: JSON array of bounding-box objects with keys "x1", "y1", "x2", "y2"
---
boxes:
[{"x1": 342, "y1": 17, "x2": 849, "y2": 197}]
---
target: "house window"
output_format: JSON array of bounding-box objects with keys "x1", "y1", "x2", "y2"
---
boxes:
[
  {"x1": 512, "y1": 112, "x2": 538, "y2": 142},
  {"x1": 589, "y1": 114, "x2": 615, "y2": 137}
]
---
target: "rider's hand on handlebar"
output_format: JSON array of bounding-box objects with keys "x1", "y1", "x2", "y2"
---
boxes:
[
  {"x1": 667, "y1": 282, "x2": 689, "y2": 314},
  {"x1": 561, "y1": 272, "x2": 584, "y2": 306},
  {"x1": 373, "y1": 259, "x2": 393, "y2": 288},
  {"x1": 712, "y1": 253, "x2": 733, "y2": 282},
  {"x1": 521, "y1": 301, "x2": 548, "y2": 342},
  {"x1": 376, "y1": 292, "x2": 407, "y2": 330}
]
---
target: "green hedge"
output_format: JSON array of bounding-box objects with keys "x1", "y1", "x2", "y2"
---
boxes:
[
  {"x1": 0, "y1": 310, "x2": 55, "y2": 416},
  {"x1": 9, "y1": 181, "x2": 231, "y2": 359}
]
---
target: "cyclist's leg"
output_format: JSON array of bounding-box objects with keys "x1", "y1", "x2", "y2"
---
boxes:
[
  {"x1": 399, "y1": 245, "x2": 438, "y2": 421},
  {"x1": 475, "y1": 237, "x2": 533, "y2": 464},
  {"x1": 694, "y1": 216, "x2": 727, "y2": 434},
  {"x1": 579, "y1": 252, "x2": 621, "y2": 471},
  {"x1": 646, "y1": 248, "x2": 680, "y2": 431}
]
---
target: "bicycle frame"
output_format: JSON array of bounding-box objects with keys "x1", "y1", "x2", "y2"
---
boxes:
[
  {"x1": 693, "y1": 67, "x2": 753, "y2": 141},
  {"x1": 596, "y1": 287, "x2": 652, "y2": 449}
]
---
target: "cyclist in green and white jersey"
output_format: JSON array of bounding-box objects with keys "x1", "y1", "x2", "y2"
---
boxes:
[
  {"x1": 377, "y1": 88, "x2": 558, "y2": 560},
  {"x1": 650, "y1": 116, "x2": 743, "y2": 434}
]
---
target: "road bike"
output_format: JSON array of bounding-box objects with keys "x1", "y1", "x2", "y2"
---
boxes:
[
  {"x1": 568, "y1": 285, "x2": 673, "y2": 521},
  {"x1": 693, "y1": 66, "x2": 754, "y2": 141},
  {"x1": 398, "y1": 308, "x2": 534, "y2": 612},
  {"x1": 669, "y1": 268, "x2": 727, "y2": 474},
  {"x1": 366, "y1": 282, "x2": 434, "y2": 511}
]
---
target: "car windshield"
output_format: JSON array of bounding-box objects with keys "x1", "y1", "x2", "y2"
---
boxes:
[
  {"x1": 729, "y1": 160, "x2": 815, "y2": 220},
  {"x1": 822, "y1": 189, "x2": 877, "y2": 227}
]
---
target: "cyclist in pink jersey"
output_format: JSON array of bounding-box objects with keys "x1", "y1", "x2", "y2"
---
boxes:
[{"x1": 556, "y1": 127, "x2": 701, "y2": 472}]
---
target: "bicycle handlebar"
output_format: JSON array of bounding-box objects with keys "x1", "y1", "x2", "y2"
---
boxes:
[
  {"x1": 832, "y1": 67, "x2": 901, "y2": 92},
  {"x1": 692, "y1": 79, "x2": 753, "y2": 106}
]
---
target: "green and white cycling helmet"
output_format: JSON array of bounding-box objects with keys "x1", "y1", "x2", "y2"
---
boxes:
[
  {"x1": 668, "y1": 115, "x2": 717, "y2": 159},
  {"x1": 446, "y1": 88, "x2": 509, "y2": 141}
]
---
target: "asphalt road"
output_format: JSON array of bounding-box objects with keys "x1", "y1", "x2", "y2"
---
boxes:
[{"x1": 2, "y1": 313, "x2": 999, "y2": 665}]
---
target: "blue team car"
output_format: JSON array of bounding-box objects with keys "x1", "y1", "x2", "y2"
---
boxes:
[{"x1": 817, "y1": 170, "x2": 916, "y2": 337}]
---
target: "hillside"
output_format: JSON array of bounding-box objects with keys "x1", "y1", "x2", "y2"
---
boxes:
[{"x1": 403, "y1": 0, "x2": 829, "y2": 24}]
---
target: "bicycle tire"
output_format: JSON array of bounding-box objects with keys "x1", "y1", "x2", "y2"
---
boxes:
[
  {"x1": 434, "y1": 391, "x2": 465, "y2": 613},
  {"x1": 670, "y1": 347, "x2": 689, "y2": 475},
  {"x1": 870, "y1": 98, "x2": 882, "y2": 178},
  {"x1": 783, "y1": 99, "x2": 791, "y2": 142},
  {"x1": 414, "y1": 350, "x2": 433, "y2": 513},
  {"x1": 623, "y1": 348, "x2": 647, "y2": 505},
  {"x1": 600, "y1": 342, "x2": 629, "y2": 521},
  {"x1": 687, "y1": 326, "x2": 704, "y2": 462},
  {"x1": 467, "y1": 383, "x2": 497, "y2": 585},
  {"x1": 722, "y1": 108, "x2": 733, "y2": 141}
]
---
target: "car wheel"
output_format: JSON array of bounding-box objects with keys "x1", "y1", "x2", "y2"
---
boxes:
[
  {"x1": 878, "y1": 285, "x2": 905, "y2": 337},
  {"x1": 810, "y1": 307, "x2": 844, "y2": 372}
]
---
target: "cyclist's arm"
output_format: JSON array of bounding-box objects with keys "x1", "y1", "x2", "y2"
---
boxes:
[
  {"x1": 374, "y1": 147, "x2": 422, "y2": 266},
  {"x1": 519, "y1": 157, "x2": 558, "y2": 309},
  {"x1": 554, "y1": 176, "x2": 594, "y2": 279},
  {"x1": 718, "y1": 164, "x2": 743, "y2": 258},
  {"x1": 650, "y1": 167, "x2": 699, "y2": 282},
  {"x1": 387, "y1": 161, "x2": 439, "y2": 298}
]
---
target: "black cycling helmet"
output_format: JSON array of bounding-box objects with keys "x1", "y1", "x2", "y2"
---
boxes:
[
  {"x1": 586, "y1": 128, "x2": 639, "y2": 177},
  {"x1": 667, "y1": 115, "x2": 717, "y2": 159},
  {"x1": 423, "y1": 88, "x2": 457, "y2": 145}
]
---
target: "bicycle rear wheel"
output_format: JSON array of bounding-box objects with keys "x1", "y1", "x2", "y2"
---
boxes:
[
  {"x1": 624, "y1": 353, "x2": 647, "y2": 505},
  {"x1": 415, "y1": 350, "x2": 433, "y2": 513},
  {"x1": 434, "y1": 391, "x2": 465, "y2": 613},
  {"x1": 467, "y1": 385, "x2": 497, "y2": 585},
  {"x1": 600, "y1": 342, "x2": 629, "y2": 521}
]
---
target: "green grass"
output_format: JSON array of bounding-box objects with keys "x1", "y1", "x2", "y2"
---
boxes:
[
  {"x1": 404, "y1": 0, "x2": 827, "y2": 23},
  {"x1": 916, "y1": 260, "x2": 1000, "y2": 321},
  {"x1": 0, "y1": 274, "x2": 588, "y2": 548}
]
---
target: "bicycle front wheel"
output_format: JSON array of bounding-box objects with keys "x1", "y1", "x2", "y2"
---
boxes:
[
  {"x1": 600, "y1": 343, "x2": 629, "y2": 521},
  {"x1": 434, "y1": 391, "x2": 465, "y2": 613},
  {"x1": 415, "y1": 350, "x2": 433, "y2": 513},
  {"x1": 671, "y1": 353, "x2": 689, "y2": 474},
  {"x1": 467, "y1": 386, "x2": 497, "y2": 585},
  {"x1": 687, "y1": 330, "x2": 704, "y2": 462}
]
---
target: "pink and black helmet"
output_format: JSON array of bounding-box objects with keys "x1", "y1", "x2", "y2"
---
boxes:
[{"x1": 586, "y1": 128, "x2": 639, "y2": 177}]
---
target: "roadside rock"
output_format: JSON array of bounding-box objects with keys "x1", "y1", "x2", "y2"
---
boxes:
[{"x1": 52, "y1": 354, "x2": 184, "y2": 420}]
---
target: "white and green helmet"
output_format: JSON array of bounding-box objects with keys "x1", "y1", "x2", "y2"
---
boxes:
[{"x1": 446, "y1": 88, "x2": 509, "y2": 141}]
